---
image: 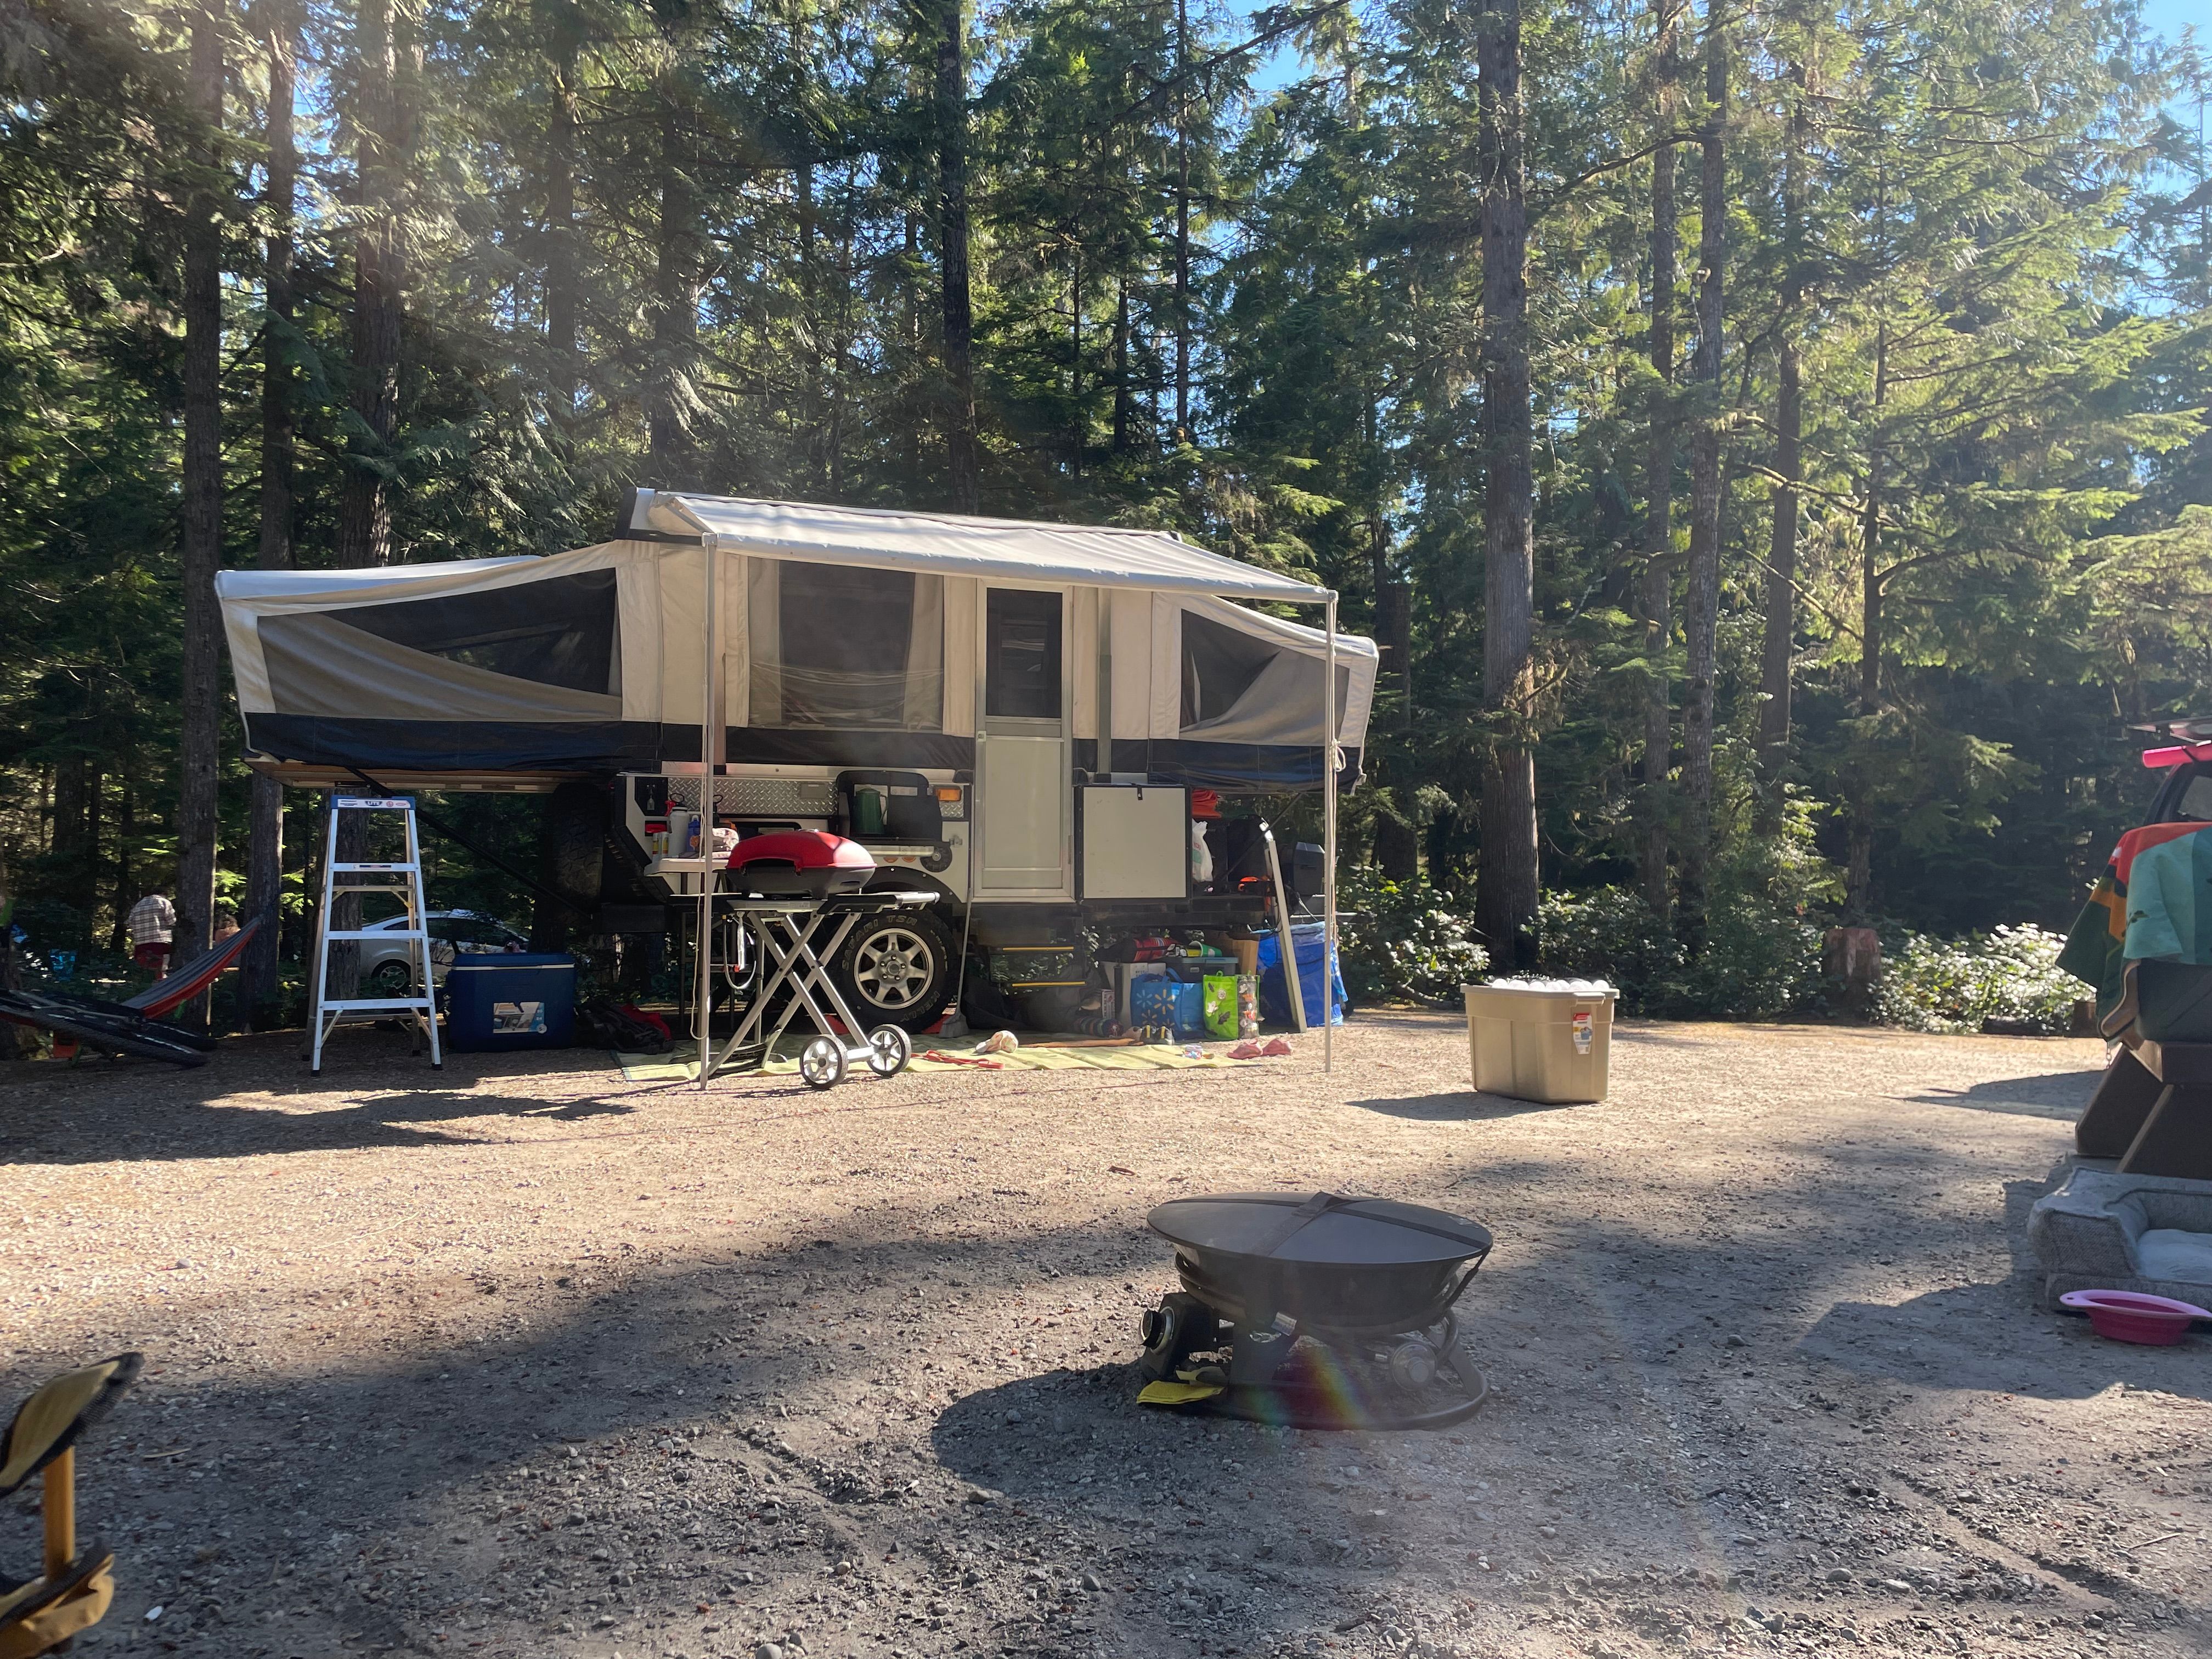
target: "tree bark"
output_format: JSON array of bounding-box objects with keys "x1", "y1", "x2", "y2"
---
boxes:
[
  {"x1": 546, "y1": 35, "x2": 579, "y2": 414},
  {"x1": 330, "y1": 0, "x2": 404, "y2": 998},
  {"x1": 110, "y1": 777, "x2": 134, "y2": 954},
  {"x1": 1172, "y1": 0, "x2": 1192, "y2": 439},
  {"x1": 1756, "y1": 61, "x2": 1808, "y2": 836},
  {"x1": 1843, "y1": 256, "x2": 1890, "y2": 923},
  {"x1": 935, "y1": 0, "x2": 980, "y2": 511},
  {"x1": 1475, "y1": 0, "x2": 1539, "y2": 971},
  {"x1": 649, "y1": 89, "x2": 697, "y2": 487},
  {"x1": 177, "y1": 3, "x2": 226, "y2": 1012},
  {"x1": 1639, "y1": 0, "x2": 1682, "y2": 919},
  {"x1": 244, "y1": 0, "x2": 297, "y2": 1026},
  {"x1": 1677, "y1": 4, "x2": 1726, "y2": 950},
  {"x1": 1372, "y1": 505, "x2": 1418, "y2": 881},
  {"x1": 54, "y1": 757, "x2": 90, "y2": 938},
  {"x1": 336, "y1": 0, "x2": 399, "y2": 569},
  {"x1": 1112, "y1": 278, "x2": 1132, "y2": 452}
]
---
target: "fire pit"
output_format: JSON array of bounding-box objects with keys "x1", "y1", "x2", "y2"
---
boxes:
[{"x1": 1137, "y1": 1192, "x2": 1493, "y2": 1429}]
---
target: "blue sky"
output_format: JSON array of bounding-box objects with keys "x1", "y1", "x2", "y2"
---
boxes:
[{"x1": 1236, "y1": 0, "x2": 2205, "y2": 104}]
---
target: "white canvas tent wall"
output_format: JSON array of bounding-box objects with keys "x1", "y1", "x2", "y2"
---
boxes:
[
  {"x1": 216, "y1": 493, "x2": 1375, "y2": 1068},
  {"x1": 217, "y1": 493, "x2": 1375, "y2": 788}
]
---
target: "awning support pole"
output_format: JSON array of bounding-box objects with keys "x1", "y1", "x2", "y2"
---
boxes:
[
  {"x1": 1324, "y1": 589, "x2": 1338, "y2": 1075},
  {"x1": 696, "y1": 533, "x2": 720, "y2": 1092}
]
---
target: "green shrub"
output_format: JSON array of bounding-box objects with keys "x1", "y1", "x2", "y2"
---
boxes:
[
  {"x1": 1338, "y1": 866, "x2": 1489, "y2": 1003},
  {"x1": 1872, "y1": 924, "x2": 2081, "y2": 1034}
]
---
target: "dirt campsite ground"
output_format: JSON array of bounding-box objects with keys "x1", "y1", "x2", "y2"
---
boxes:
[{"x1": 4, "y1": 1012, "x2": 2208, "y2": 1659}]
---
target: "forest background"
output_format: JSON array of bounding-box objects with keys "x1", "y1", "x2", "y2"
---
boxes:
[{"x1": 1, "y1": 0, "x2": 2209, "y2": 1030}]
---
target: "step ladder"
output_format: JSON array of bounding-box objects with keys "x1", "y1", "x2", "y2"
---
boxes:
[{"x1": 307, "y1": 795, "x2": 442, "y2": 1075}]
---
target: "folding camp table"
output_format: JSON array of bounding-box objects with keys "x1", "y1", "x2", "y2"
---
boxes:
[{"x1": 702, "y1": 889, "x2": 936, "y2": 1090}]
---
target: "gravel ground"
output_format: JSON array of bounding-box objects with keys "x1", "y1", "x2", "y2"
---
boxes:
[{"x1": 3, "y1": 1011, "x2": 2208, "y2": 1659}]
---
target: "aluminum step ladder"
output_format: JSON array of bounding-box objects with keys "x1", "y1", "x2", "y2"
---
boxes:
[{"x1": 307, "y1": 795, "x2": 442, "y2": 1075}]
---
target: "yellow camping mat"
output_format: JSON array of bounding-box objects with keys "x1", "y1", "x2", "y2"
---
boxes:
[{"x1": 614, "y1": 1036, "x2": 1249, "y2": 1084}]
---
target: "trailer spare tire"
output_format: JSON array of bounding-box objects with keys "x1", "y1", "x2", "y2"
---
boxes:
[{"x1": 834, "y1": 908, "x2": 956, "y2": 1034}]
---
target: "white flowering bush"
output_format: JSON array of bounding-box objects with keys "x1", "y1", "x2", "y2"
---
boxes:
[{"x1": 1872, "y1": 924, "x2": 2081, "y2": 1034}]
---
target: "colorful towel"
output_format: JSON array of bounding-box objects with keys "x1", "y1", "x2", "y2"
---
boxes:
[
  {"x1": 613, "y1": 1037, "x2": 1251, "y2": 1084},
  {"x1": 2058, "y1": 821, "x2": 2212, "y2": 1015}
]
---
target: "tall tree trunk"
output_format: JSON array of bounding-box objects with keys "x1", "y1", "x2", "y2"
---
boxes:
[
  {"x1": 1475, "y1": 0, "x2": 1538, "y2": 970},
  {"x1": 110, "y1": 776, "x2": 135, "y2": 954},
  {"x1": 54, "y1": 757, "x2": 89, "y2": 938},
  {"x1": 1639, "y1": 0, "x2": 1682, "y2": 918},
  {"x1": 935, "y1": 0, "x2": 980, "y2": 510},
  {"x1": 1112, "y1": 278, "x2": 1132, "y2": 452},
  {"x1": 336, "y1": 0, "x2": 399, "y2": 569},
  {"x1": 1068, "y1": 236, "x2": 1082, "y2": 476},
  {"x1": 330, "y1": 0, "x2": 403, "y2": 999},
  {"x1": 1172, "y1": 0, "x2": 1191, "y2": 438},
  {"x1": 84, "y1": 766, "x2": 104, "y2": 936},
  {"x1": 546, "y1": 36, "x2": 579, "y2": 414},
  {"x1": 1847, "y1": 482, "x2": 1882, "y2": 922},
  {"x1": 244, "y1": 0, "x2": 297, "y2": 1026},
  {"x1": 177, "y1": 3, "x2": 225, "y2": 1011},
  {"x1": 650, "y1": 96, "x2": 697, "y2": 486},
  {"x1": 1756, "y1": 61, "x2": 1808, "y2": 836},
  {"x1": 1677, "y1": 5, "x2": 1726, "y2": 950},
  {"x1": 1846, "y1": 318, "x2": 1888, "y2": 923},
  {"x1": 1370, "y1": 505, "x2": 1418, "y2": 881}
]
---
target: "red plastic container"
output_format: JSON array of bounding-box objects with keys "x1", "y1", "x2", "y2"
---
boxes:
[
  {"x1": 2058, "y1": 1289, "x2": 2210, "y2": 1346},
  {"x1": 726, "y1": 830, "x2": 876, "y2": 897}
]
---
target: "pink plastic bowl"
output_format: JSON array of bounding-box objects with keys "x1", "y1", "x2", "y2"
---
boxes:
[{"x1": 2059, "y1": 1289, "x2": 2210, "y2": 1346}]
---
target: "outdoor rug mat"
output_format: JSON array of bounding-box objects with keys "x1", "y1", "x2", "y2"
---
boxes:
[{"x1": 614, "y1": 1036, "x2": 1255, "y2": 1084}]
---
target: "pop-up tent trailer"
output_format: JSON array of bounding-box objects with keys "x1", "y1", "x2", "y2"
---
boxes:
[{"x1": 216, "y1": 491, "x2": 1376, "y2": 1062}]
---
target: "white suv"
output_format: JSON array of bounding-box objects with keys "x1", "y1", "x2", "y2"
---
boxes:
[{"x1": 357, "y1": 910, "x2": 527, "y2": 995}]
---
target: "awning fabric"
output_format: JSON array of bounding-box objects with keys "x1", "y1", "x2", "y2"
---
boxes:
[{"x1": 633, "y1": 490, "x2": 1328, "y2": 604}]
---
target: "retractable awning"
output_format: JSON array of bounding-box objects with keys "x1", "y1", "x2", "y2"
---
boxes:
[{"x1": 629, "y1": 490, "x2": 1329, "y2": 605}]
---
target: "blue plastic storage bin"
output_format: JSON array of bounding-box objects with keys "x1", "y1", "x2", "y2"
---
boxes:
[
  {"x1": 443, "y1": 952, "x2": 577, "y2": 1052},
  {"x1": 1257, "y1": 923, "x2": 1347, "y2": 1028}
]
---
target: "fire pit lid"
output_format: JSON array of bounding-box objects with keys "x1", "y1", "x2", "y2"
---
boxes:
[{"x1": 1147, "y1": 1191, "x2": 1491, "y2": 1268}]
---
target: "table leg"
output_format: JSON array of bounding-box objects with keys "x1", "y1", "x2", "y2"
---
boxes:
[
  {"x1": 2117, "y1": 1082, "x2": 2212, "y2": 1180},
  {"x1": 2078, "y1": 1048, "x2": 2163, "y2": 1159}
]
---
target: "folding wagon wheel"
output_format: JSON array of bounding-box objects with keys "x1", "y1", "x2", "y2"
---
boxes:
[
  {"x1": 865, "y1": 1024, "x2": 912, "y2": 1077},
  {"x1": 798, "y1": 1035, "x2": 847, "y2": 1090}
]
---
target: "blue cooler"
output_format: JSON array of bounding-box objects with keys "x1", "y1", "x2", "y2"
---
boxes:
[{"x1": 444, "y1": 952, "x2": 577, "y2": 1052}]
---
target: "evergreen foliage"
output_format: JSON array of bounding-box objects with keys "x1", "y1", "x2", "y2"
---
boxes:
[{"x1": 0, "y1": 0, "x2": 2207, "y2": 1021}]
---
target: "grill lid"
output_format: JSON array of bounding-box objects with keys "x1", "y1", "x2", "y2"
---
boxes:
[{"x1": 1147, "y1": 1192, "x2": 1492, "y2": 1268}]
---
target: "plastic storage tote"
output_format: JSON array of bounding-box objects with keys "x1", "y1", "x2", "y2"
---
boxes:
[
  {"x1": 444, "y1": 952, "x2": 577, "y2": 1052},
  {"x1": 1257, "y1": 923, "x2": 1347, "y2": 1028},
  {"x1": 1463, "y1": 980, "x2": 1615, "y2": 1103}
]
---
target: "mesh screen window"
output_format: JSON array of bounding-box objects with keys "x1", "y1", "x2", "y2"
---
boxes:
[{"x1": 338, "y1": 570, "x2": 618, "y2": 693}]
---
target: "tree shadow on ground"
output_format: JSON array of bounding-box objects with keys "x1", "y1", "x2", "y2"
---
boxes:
[
  {"x1": 1898, "y1": 1070, "x2": 2102, "y2": 1123},
  {"x1": 1793, "y1": 1172, "x2": 2212, "y2": 1404},
  {"x1": 0, "y1": 1034, "x2": 637, "y2": 1164},
  {"x1": 18, "y1": 1216, "x2": 1508, "y2": 1659}
]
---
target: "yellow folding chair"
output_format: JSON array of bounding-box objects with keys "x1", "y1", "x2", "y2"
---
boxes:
[{"x1": 0, "y1": 1353, "x2": 140, "y2": 1659}]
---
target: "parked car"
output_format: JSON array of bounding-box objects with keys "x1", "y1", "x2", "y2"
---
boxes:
[{"x1": 357, "y1": 910, "x2": 527, "y2": 996}]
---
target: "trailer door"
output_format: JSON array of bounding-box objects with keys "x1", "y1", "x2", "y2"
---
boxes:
[{"x1": 974, "y1": 586, "x2": 1071, "y2": 898}]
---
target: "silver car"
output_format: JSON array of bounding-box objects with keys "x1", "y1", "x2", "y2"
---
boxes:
[{"x1": 356, "y1": 910, "x2": 528, "y2": 996}]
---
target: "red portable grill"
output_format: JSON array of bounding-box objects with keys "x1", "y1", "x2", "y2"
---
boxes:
[
  {"x1": 725, "y1": 829, "x2": 877, "y2": 898},
  {"x1": 703, "y1": 829, "x2": 930, "y2": 1089}
]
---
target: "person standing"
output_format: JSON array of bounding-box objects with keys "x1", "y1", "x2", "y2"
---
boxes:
[{"x1": 127, "y1": 887, "x2": 176, "y2": 972}]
